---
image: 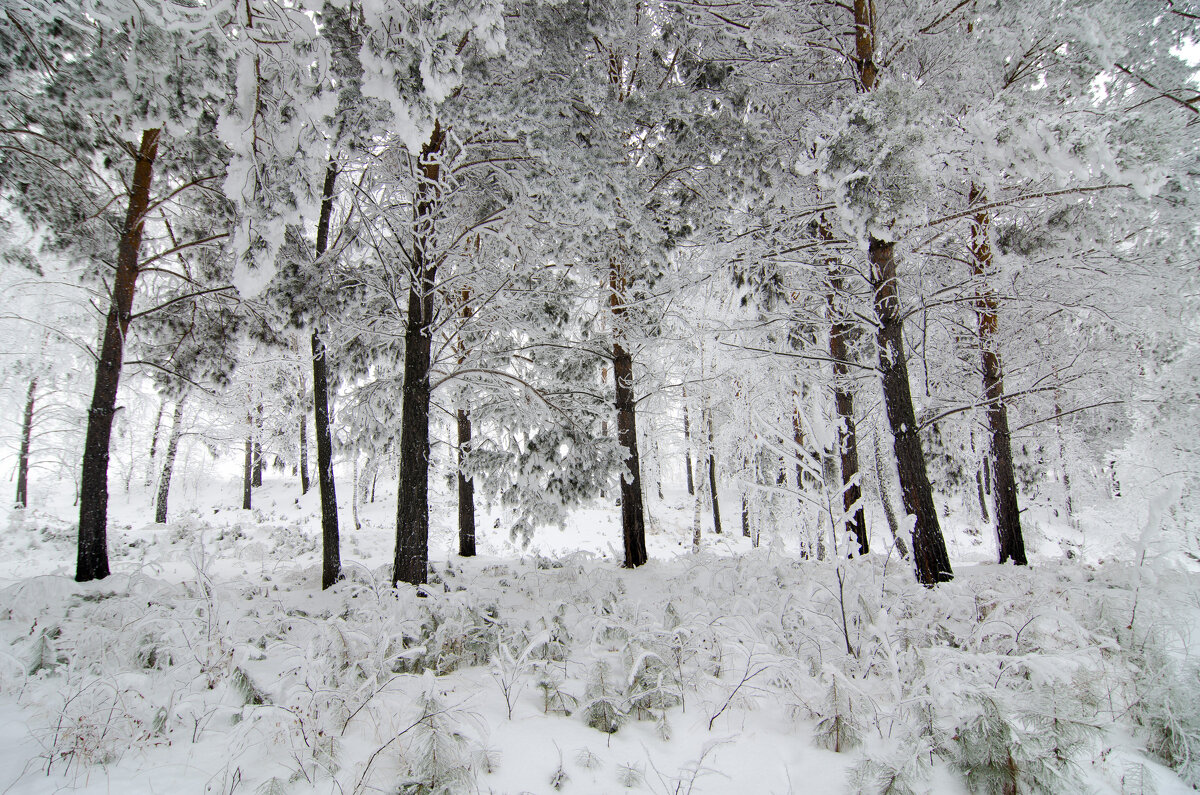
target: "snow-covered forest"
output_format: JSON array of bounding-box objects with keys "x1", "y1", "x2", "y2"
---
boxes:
[{"x1": 0, "y1": 0, "x2": 1197, "y2": 792}]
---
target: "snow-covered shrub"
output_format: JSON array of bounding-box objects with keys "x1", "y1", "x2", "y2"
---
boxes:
[
  {"x1": 583, "y1": 659, "x2": 625, "y2": 733},
  {"x1": 848, "y1": 739, "x2": 932, "y2": 795},
  {"x1": 812, "y1": 676, "x2": 864, "y2": 753},
  {"x1": 398, "y1": 674, "x2": 480, "y2": 795}
]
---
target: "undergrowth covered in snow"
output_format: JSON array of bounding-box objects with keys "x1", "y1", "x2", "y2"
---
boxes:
[{"x1": 0, "y1": 510, "x2": 1197, "y2": 794}]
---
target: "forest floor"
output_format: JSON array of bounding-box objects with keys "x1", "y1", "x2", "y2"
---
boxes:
[{"x1": 0, "y1": 475, "x2": 1196, "y2": 794}]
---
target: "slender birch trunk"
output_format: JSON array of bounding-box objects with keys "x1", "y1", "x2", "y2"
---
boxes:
[
  {"x1": 154, "y1": 395, "x2": 187, "y2": 523},
  {"x1": 145, "y1": 400, "x2": 164, "y2": 489},
  {"x1": 15, "y1": 377, "x2": 36, "y2": 508}
]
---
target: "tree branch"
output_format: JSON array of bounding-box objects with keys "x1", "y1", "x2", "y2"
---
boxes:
[
  {"x1": 139, "y1": 233, "x2": 230, "y2": 269},
  {"x1": 129, "y1": 285, "x2": 236, "y2": 321}
]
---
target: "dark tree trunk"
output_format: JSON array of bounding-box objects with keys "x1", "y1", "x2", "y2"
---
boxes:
[
  {"x1": 145, "y1": 400, "x2": 164, "y2": 489},
  {"x1": 298, "y1": 407, "x2": 310, "y2": 495},
  {"x1": 252, "y1": 404, "x2": 264, "y2": 488},
  {"x1": 610, "y1": 261, "x2": 648, "y2": 568},
  {"x1": 242, "y1": 432, "x2": 253, "y2": 511},
  {"x1": 77, "y1": 128, "x2": 160, "y2": 582},
  {"x1": 154, "y1": 395, "x2": 186, "y2": 523},
  {"x1": 682, "y1": 387, "x2": 695, "y2": 496},
  {"x1": 312, "y1": 330, "x2": 340, "y2": 588},
  {"x1": 313, "y1": 160, "x2": 341, "y2": 589},
  {"x1": 976, "y1": 470, "x2": 991, "y2": 523},
  {"x1": 853, "y1": 0, "x2": 877, "y2": 91},
  {"x1": 15, "y1": 377, "x2": 36, "y2": 508},
  {"x1": 456, "y1": 287, "x2": 476, "y2": 558},
  {"x1": 705, "y1": 408, "x2": 722, "y2": 535},
  {"x1": 457, "y1": 408, "x2": 476, "y2": 557},
  {"x1": 741, "y1": 492, "x2": 750, "y2": 538},
  {"x1": 1054, "y1": 393, "x2": 1076, "y2": 528},
  {"x1": 970, "y1": 186, "x2": 1026, "y2": 566},
  {"x1": 393, "y1": 122, "x2": 445, "y2": 587},
  {"x1": 827, "y1": 271, "x2": 867, "y2": 555},
  {"x1": 870, "y1": 238, "x2": 952, "y2": 585},
  {"x1": 393, "y1": 281, "x2": 434, "y2": 586}
]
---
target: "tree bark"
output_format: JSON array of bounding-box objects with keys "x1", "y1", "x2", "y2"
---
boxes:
[
  {"x1": 1054, "y1": 393, "x2": 1076, "y2": 530},
  {"x1": 456, "y1": 287, "x2": 476, "y2": 557},
  {"x1": 682, "y1": 386, "x2": 695, "y2": 496},
  {"x1": 154, "y1": 395, "x2": 186, "y2": 523},
  {"x1": 352, "y1": 454, "x2": 362, "y2": 532},
  {"x1": 705, "y1": 406, "x2": 722, "y2": 535},
  {"x1": 252, "y1": 403, "x2": 264, "y2": 487},
  {"x1": 853, "y1": 0, "x2": 877, "y2": 91},
  {"x1": 976, "y1": 470, "x2": 991, "y2": 523},
  {"x1": 741, "y1": 492, "x2": 750, "y2": 538},
  {"x1": 826, "y1": 271, "x2": 867, "y2": 555},
  {"x1": 145, "y1": 400, "x2": 164, "y2": 489},
  {"x1": 15, "y1": 377, "x2": 36, "y2": 508},
  {"x1": 610, "y1": 260, "x2": 648, "y2": 568},
  {"x1": 870, "y1": 238, "x2": 952, "y2": 585},
  {"x1": 457, "y1": 408, "x2": 476, "y2": 557},
  {"x1": 77, "y1": 127, "x2": 160, "y2": 582},
  {"x1": 298, "y1": 394, "x2": 310, "y2": 495},
  {"x1": 242, "y1": 431, "x2": 253, "y2": 511},
  {"x1": 969, "y1": 186, "x2": 1026, "y2": 565},
  {"x1": 313, "y1": 159, "x2": 341, "y2": 589},
  {"x1": 393, "y1": 122, "x2": 445, "y2": 587}
]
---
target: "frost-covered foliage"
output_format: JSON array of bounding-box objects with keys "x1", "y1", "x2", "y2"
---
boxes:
[
  {"x1": 1, "y1": 513, "x2": 1196, "y2": 792},
  {"x1": 815, "y1": 80, "x2": 947, "y2": 245}
]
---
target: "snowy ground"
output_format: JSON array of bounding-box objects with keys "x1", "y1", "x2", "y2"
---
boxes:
[{"x1": 0, "y1": 474, "x2": 1196, "y2": 794}]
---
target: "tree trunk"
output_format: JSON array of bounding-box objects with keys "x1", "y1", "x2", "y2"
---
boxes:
[
  {"x1": 970, "y1": 186, "x2": 1026, "y2": 566},
  {"x1": 1054, "y1": 393, "x2": 1076, "y2": 530},
  {"x1": 145, "y1": 400, "x2": 164, "y2": 489},
  {"x1": 870, "y1": 238, "x2": 952, "y2": 585},
  {"x1": 610, "y1": 260, "x2": 648, "y2": 568},
  {"x1": 741, "y1": 492, "x2": 750, "y2": 538},
  {"x1": 298, "y1": 409, "x2": 310, "y2": 495},
  {"x1": 871, "y1": 432, "x2": 910, "y2": 560},
  {"x1": 351, "y1": 454, "x2": 362, "y2": 532},
  {"x1": 252, "y1": 404, "x2": 264, "y2": 488},
  {"x1": 15, "y1": 377, "x2": 36, "y2": 508},
  {"x1": 457, "y1": 288, "x2": 476, "y2": 558},
  {"x1": 457, "y1": 408, "x2": 476, "y2": 557},
  {"x1": 976, "y1": 470, "x2": 991, "y2": 523},
  {"x1": 705, "y1": 407, "x2": 722, "y2": 535},
  {"x1": 393, "y1": 122, "x2": 445, "y2": 587},
  {"x1": 826, "y1": 271, "x2": 867, "y2": 555},
  {"x1": 77, "y1": 127, "x2": 160, "y2": 582},
  {"x1": 313, "y1": 160, "x2": 341, "y2": 589},
  {"x1": 853, "y1": 0, "x2": 877, "y2": 91},
  {"x1": 682, "y1": 386, "x2": 695, "y2": 497},
  {"x1": 242, "y1": 432, "x2": 253, "y2": 510},
  {"x1": 154, "y1": 395, "x2": 186, "y2": 523}
]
